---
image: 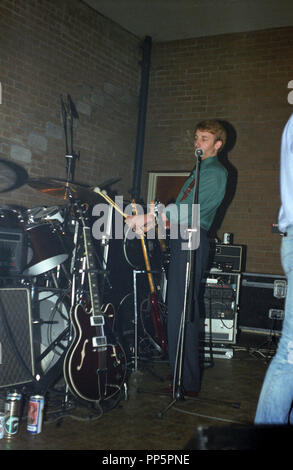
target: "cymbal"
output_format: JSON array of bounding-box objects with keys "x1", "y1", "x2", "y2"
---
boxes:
[
  {"x1": 0, "y1": 158, "x2": 28, "y2": 193},
  {"x1": 27, "y1": 177, "x2": 103, "y2": 204}
]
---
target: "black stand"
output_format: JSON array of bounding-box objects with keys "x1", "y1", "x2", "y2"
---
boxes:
[
  {"x1": 60, "y1": 94, "x2": 80, "y2": 185},
  {"x1": 158, "y1": 149, "x2": 203, "y2": 418}
]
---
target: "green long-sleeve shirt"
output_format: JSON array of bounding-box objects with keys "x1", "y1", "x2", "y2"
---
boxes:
[{"x1": 166, "y1": 155, "x2": 227, "y2": 230}]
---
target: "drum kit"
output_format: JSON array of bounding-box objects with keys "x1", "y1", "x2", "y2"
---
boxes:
[
  {"x1": 0, "y1": 156, "x2": 168, "y2": 400},
  {"x1": 0, "y1": 96, "x2": 136, "y2": 398},
  {"x1": 0, "y1": 163, "x2": 112, "y2": 380}
]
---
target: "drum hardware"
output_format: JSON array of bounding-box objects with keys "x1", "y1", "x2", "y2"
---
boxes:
[
  {"x1": 42, "y1": 263, "x2": 71, "y2": 290},
  {"x1": 37, "y1": 325, "x2": 70, "y2": 369},
  {"x1": 29, "y1": 286, "x2": 71, "y2": 375},
  {"x1": 26, "y1": 205, "x2": 65, "y2": 225},
  {"x1": 33, "y1": 318, "x2": 59, "y2": 325}
]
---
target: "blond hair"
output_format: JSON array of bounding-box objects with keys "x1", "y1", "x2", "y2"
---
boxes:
[{"x1": 195, "y1": 119, "x2": 227, "y2": 149}]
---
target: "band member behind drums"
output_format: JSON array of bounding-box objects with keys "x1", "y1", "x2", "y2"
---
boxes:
[{"x1": 126, "y1": 119, "x2": 228, "y2": 397}]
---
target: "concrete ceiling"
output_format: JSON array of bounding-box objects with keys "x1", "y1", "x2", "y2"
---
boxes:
[{"x1": 83, "y1": 0, "x2": 293, "y2": 42}]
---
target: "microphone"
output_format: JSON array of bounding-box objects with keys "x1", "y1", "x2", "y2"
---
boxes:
[{"x1": 195, "y1": 148, "x2": 203, "y2": 158}]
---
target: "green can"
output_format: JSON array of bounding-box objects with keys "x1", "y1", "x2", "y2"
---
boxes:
[{"x1": 4, "y1": 392, "x2": 22, "y2": 438}]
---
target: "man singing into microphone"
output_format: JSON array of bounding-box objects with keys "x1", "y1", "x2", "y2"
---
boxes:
[{"x1": 127, "y1": 119, "x2": 228, "y2": 397}]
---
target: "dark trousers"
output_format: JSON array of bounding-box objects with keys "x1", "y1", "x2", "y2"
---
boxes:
[{"x1": 167, "y1": 228, "x2": 209, "y2": 392}]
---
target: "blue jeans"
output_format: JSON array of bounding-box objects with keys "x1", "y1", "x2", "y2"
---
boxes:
[{"x1": 255, "y1": 226, "x2": 293, "y2": 424}]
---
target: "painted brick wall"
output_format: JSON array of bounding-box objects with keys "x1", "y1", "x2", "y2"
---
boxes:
[
  {"x1": 143, "y1": 27, "x2": 293, "y2": 274},
  {"x1": 0, "y1": 0, "x2": 140, "y2": 212}
]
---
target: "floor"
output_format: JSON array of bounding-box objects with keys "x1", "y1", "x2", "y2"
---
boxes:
[{"x1": 0, "y1": 332, "x2": 278, "y2": 452}]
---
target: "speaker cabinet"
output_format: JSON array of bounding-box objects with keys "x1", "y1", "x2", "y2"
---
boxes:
[
  {"x1": 0, "y1": 288, "x2": 35, "y2": 388},
  {"x1": 239, "y1": 273, "x2": 286, "y2": 334}
]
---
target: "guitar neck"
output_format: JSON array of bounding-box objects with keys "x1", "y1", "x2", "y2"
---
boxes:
[
  {"x1": 131, "y1": 199, "x2": 156, "y2": 294},
  {"x1": 139, "y1": 235, "x2": 156, "y2": 294},
  {"x1": 83, "y1": 226, "x2": 101, "y2": 315}
]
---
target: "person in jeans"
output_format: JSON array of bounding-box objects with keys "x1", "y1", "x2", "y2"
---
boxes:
[{"x1": 255, "y1": 113, "x2": 293, "y2": 424}]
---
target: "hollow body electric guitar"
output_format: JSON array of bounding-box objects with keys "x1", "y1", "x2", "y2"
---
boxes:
[
  {"x1": 63, "y1": 218, "x2": 126, "y2": 403},
  {"x1": 132, "y1": 200, "x2": 167, "y2": 355}
]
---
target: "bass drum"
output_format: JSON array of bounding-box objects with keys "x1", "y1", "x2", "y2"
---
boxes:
[{"x1": 38, "y1": 290, "x2": 70, "y2": 373}]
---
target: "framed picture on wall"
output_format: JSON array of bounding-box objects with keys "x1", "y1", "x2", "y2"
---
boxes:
[{"x1": 147, "y1": 171, "x2": 189, "y2": 206}]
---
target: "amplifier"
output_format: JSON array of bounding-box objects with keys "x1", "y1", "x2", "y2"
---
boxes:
[
  {"x1": 0, "y1": 227, "x2": 25, "y2": 275},
  {"x1": 203, "y1": 319, "x2": 235, "y2": 343},
  {"x1": 202, "y1": 272, "x2": 241, "y2": 319},
  {"x1": 201, "y1": 272, "x2": 241, "y2": 344},
  {"x1": 0, "y1": 288, "x2": 35, "y2": 388},
  {"x1": 203, "y1": 283, "x2": 236, "y2": 320},
  {"x1": 208, "y1": 243, "x2": 245, "y2": 272}
]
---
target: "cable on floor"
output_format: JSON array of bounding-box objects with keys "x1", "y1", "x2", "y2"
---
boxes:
[{"x1": 172, "y1": 406, "x2": 248, "y2": 425}]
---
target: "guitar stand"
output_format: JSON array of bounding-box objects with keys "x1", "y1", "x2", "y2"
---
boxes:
[
  {"x1": 130, "y1": 269, "x2": 168, "y2": 388},
  {"x1": 132, "y1": 269, "x2": 167, "y2": 363}
]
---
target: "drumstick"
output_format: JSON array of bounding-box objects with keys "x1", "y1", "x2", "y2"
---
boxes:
[
  {"x1": 92, "y1": 187, "x2": 152, "y2": 236},
  {"x1": 92, "y1": 187, "x2": 128, "y2": 218}
]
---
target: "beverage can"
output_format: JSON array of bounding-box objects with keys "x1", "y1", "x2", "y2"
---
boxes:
[
  {"x1": 0, "y1": 412, "x2": 5, "y2": 439},
  {"x1": 27, "y1": 395, "x2": 45, "y2": 434},
  {"x1": 4, "y1": 392, "x2": 22, "y2": 438}
]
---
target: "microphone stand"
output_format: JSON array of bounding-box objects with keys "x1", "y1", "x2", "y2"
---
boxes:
[
  {"x1": 157, "y1": 148, "x2": 202, "y2": 418},
  {"x1": 60, "y1": 94, "x2": 80, "y2": 186}
]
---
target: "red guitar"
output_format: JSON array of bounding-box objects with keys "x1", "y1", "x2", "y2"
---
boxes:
[
  {"x1": 63, "y1": 215, "x2": 126, "y2": 403},
  {"x1": 132, "y1": 200, "x2": 167, "y2": 355}
]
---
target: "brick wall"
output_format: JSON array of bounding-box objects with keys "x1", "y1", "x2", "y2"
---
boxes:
[
  {"x1": 1, "y1": 1, "x2": 293, "y2": 276},
  {"x1": 143, "y1": 27, "x2": 293, "y2": 274},
  {"x1": 0, "y1": 0, "x2": 140, "y2": 212}
]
